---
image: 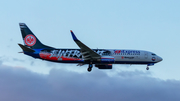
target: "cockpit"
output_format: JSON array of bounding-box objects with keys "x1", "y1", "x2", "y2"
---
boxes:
[{"x1": 151, "y1": 53, "x2": 156, "y2": 56}]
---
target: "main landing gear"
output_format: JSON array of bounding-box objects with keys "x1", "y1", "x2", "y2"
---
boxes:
[{"x1": 87, "y1": 63, "x2": 93, "y2": 72}]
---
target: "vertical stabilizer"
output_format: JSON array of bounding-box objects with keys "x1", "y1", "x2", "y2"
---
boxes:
[{"x1": 19, "y1": 23, "x2": 53, "y2": 49}]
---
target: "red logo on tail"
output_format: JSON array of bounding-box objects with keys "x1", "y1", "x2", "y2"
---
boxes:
[{"x1": 24, "y1": 35, "x2": 36, "y2": 46}]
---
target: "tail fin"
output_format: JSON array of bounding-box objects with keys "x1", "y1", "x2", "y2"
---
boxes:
[{"x1": 19, "y1": 23, "x2": 54, "y2": 49}]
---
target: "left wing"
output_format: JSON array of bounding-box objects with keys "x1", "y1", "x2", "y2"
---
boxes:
[{"x1": 70, "y1": 30, "x2": 101, "y2": 61}]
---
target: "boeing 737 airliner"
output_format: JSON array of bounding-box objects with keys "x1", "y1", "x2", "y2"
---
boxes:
[{"x1": 18, "y1": 23, "x2": 163, "y2": 72}]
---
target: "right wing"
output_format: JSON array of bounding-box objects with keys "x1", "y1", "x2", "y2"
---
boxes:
[{"x1": 70, "y1": 30, "x2": 101, "y2": 61}]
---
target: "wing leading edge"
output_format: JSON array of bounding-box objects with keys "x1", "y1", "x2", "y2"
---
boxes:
[{"x1": 70, "y1": 30, "x2": 101, "y2": 61}]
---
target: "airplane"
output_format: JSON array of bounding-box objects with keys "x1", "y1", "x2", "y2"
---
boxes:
[{"x1": 18, "y1": 23, "x2": 163, "y2": 72}]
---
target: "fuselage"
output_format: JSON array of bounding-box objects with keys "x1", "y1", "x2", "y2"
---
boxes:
[
  {"x1": 24, "y1": 48, "x2": 162, "y2": 65},
  {"x1": 19, "y1": 23, "x2": 163, "y2": 71}
]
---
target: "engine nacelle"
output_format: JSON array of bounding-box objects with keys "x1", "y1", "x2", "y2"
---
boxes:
[{"x1": 95, "y1": 64, "x2": 112, "y2": 69}]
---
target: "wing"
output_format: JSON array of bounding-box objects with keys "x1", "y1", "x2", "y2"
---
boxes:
[{"x1": 70, "y1": 30, "x2": 101, "y2": 61}]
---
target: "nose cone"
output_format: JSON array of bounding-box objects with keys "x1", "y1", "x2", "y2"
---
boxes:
[{"x1": 158, "y1": 56, "x2": 163, "y2": 62}]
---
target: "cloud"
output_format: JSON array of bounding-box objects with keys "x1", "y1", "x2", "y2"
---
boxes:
[{"x1": 0, "y1": 63, "x2": 180, "y2": 101}]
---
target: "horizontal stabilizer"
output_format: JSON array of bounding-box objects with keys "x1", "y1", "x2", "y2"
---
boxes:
[{"x1": 18, "y1": 43, "x2": 35, "y2": 52}]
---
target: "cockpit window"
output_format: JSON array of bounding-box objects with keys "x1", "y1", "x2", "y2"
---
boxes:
[{"x1": 152, "y1": 53, "x2": 156, "y2": 56}]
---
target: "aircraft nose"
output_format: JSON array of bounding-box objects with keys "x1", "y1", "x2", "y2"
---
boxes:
[{"x1": 158, "y1": 56, "x2": 163, "y2": 62}]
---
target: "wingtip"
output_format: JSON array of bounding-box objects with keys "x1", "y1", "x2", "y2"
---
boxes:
[{"x1": 70, "y1": 30, "x2": 78, "y2": 41}]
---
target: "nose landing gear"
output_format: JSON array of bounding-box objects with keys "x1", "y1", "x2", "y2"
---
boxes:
[
  {"x1": 146, "y1": 66, "x2": 149, "y2": 70},
  {"x1": 146, "y1": 63, "x2": 154, "y2": 70}
]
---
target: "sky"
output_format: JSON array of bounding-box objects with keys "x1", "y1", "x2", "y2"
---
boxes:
[{"x1": 0, "y1": 0, "x2": 180, "y2": 100}]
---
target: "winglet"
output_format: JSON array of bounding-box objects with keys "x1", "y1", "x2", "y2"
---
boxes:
[{"x1": 70, "y1": 30, "x2": 78, "y2": 41}]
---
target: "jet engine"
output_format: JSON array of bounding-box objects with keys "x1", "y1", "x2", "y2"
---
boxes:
[{"x1": 95, "y1": 64, "x2": 112, "y2": 69}]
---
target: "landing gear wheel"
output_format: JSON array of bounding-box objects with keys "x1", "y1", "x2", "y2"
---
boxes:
[
  {"x1": 87, "y1": 67, "x2": 92, "y2": 72},
  {"x1": 146, "y1": 67, "x2": 149, "y2": 70},
  {"x1": 87, "y1": 63, "x2": 93, "y2": 72}
]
